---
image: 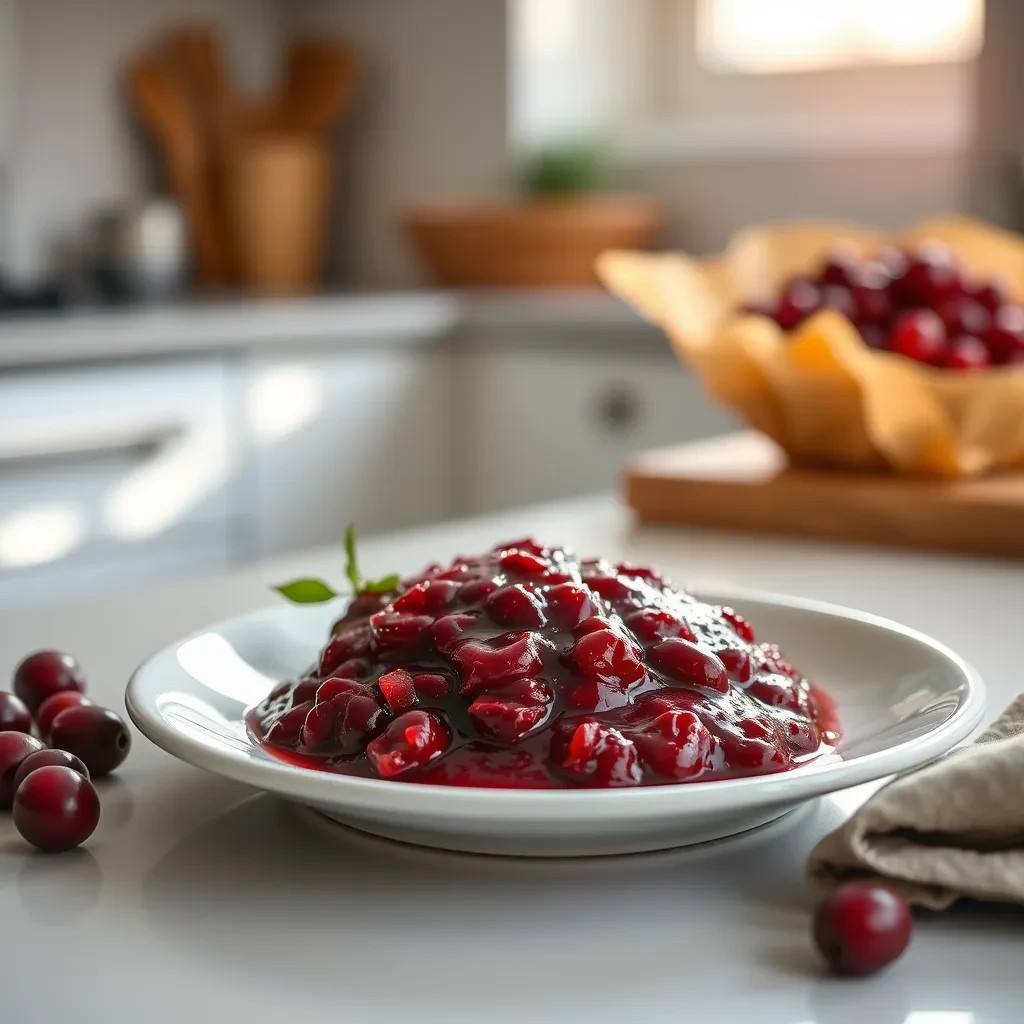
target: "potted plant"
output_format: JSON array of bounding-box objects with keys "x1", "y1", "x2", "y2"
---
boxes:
[{"x1": 403, "y1": 140, "x2": 663, "y2": 288}]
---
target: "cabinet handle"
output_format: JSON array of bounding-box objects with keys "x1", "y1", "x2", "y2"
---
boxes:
[
  {"x1": 594, "y1": 385, "x2": 642, "y2": 433},
  {"x1": 0, "y1": 422, "x2": 182, "y2": 468}
]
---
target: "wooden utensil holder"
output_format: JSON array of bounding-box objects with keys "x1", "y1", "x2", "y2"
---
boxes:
[{"x1": 226, "y1": 135, "x2": 331, "y2": 296}]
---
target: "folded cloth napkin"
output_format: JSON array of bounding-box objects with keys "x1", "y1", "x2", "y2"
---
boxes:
[{"x1": 806, "y1": 694, "x2": 1024, "y2": 910}]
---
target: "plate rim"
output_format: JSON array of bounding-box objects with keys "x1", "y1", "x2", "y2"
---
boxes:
[{"x1": 125, "y1": 585, "x2": 986, "y2": 819}]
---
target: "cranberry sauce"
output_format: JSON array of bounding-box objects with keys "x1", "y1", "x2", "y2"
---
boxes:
[{"x1": 248, "y1": 540, "x2": 841, "y2": 789}]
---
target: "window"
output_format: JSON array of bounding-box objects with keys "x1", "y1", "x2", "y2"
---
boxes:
[
  {"x1": 509, "y1": 0, "x2": 984, "y2": 160},
  {"x1": 699, "y1": 0, "x2": 983, "y2": 75}
]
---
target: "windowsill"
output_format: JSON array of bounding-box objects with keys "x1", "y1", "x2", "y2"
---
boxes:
[{"x1": 614, "y1": 109, "x2": 970, "y2": 165}]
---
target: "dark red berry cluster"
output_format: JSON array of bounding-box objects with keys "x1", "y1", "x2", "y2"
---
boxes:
[
  {"x1": 745, "y1": 242, "x2": 1024, "y2": 370},
  {"x1": 0, "y1": 651, "x2": 131, "y2": 852},
  {"x1": 250, "y1": 540, "x2": 840, "y2": 789}
]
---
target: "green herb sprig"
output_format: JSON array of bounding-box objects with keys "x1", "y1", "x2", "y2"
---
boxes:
[{"x1": 273, "y1": 523, "x2": 400, "y2": 605}]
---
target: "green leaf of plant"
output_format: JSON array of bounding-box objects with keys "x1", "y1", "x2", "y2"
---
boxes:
[
  {"x1": 362, "y1": 573, "x2": 400, "y2": 594},
  {"x1": 343, "y1": 522, "x2": 362, "y2": 592},
  {"x1": 272, "y1": 578, "x2": 339, "y2": 604}
]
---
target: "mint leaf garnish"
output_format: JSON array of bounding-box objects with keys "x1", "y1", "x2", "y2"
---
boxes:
[
  {"x1": 272, "y1": 578, "x2": 339, "y2": 604},
  {"x1": 273, "y1": 523, "x2": 399, "y2": 605},
  {"x1": 362, "y1": 573, "x2": 400, "y2": 594}
]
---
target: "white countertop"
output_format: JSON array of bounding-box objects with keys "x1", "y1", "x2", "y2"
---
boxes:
[
  {"x1": 1, "y1": 495, "x2": 1021, "y2": 1023},
  {"x1": 0, "y1": 290, "x2": 660, "y2": 368}
]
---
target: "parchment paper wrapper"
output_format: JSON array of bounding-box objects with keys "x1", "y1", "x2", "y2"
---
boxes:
[{"x1": 599, "y1": 216, "x2": 1024, "y2": 476}]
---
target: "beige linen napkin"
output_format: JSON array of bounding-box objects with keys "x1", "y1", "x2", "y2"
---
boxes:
[{"x1": 806, "y1": 694, "x2": 1024, "y2": 910}]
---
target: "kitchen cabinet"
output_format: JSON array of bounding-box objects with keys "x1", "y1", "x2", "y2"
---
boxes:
[
  {"x1": 0, "y1": 356, "x2": 241, "y2": 606},
  {"x1": 242, "y1": 348, "x2": 455, "y2": 558},
  {"x1": 463, "y1": 347, "x2": 737, "y2": 513}
]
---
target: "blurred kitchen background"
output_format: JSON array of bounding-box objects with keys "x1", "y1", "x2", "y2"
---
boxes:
[{"x1": 0, "y1": 0, "x2": 1015, "y2": 606}]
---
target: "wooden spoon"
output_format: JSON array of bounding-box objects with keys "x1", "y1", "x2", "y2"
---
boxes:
[
  {"x1": 283, "y1": 39, "x2": 363, "y2": 136},
  {"x1": 125, "y1": 56, "x2": 232, "y2": 286}
]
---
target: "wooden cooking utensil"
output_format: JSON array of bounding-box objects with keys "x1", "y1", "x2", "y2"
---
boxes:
[
  {"x1": 125, "y1": 56, "x2": 232, "y2": 286},
  {"x1": 162, "y1": 24, "x2": 238, "y2": 282},
  {"x1": 283, "y1": 38, "x2": 363, "y2": 136}
]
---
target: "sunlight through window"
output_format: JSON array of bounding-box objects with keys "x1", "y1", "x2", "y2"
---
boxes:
[
  {"x1": 699, "y1": 0, "x2": 983, "y2": 74},
  {"x1": 0, "y1": 502, "x2": 85, "y2": 568}
]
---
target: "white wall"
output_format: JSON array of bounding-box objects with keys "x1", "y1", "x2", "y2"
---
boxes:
[
  {"x1": 284, "y1": 0, "x2": 509, "y2": 288},
  {"x1": 2, "y1": 0, "x2": 281, "y2": 281}
]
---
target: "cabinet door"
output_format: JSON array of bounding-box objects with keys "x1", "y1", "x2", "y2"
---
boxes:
[
  {"x1": 245, "y1": 349, "x2": 454, "y2": 558},
  {"x1": 466, "y1": 349, "x2": 737, "y2": 513}
]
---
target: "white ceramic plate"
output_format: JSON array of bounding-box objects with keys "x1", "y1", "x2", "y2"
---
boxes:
[{"x1": 126, "y1": 589, "x2": 985, "y2": 857}]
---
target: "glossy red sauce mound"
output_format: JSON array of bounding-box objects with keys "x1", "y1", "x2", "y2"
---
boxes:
[{"x1": 248, "y1": 540, "x2": 840, "y2": 788}]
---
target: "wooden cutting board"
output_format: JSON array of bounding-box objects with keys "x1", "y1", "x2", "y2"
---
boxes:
[{"x1": 625, "y1": 432, "x2": 1024, "y2": 558}]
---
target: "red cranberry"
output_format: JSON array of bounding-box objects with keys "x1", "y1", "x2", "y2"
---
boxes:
[
  {"x1": 851, "y1": 276, "x2": 892, "y2": 325},
  {"x1": 819, "y1": 249, "x2": 860, "y2": 287},
  {"x1": 344, "y1": 592, "x2": 388, "y2": 620},
  {"x1": 894, "y1": 243, "x2": 960, "y2": 306},
  {"x1": 571, "y1": 629, "x2": 645, "y2": 688},
  {"x1": 457, "y1": 578, "x2": 500, "y2": 605},
  {"x1": 13, "y1": 650, "x2": 86, "y2": 715},
  {"x1": 582, "y1": 574, "x2": 632, "y2": 601},
  {"x1": 818, "y1": 284, "x2": 855, "y2": 319},
  {"x1": 36, "y1": 691, "x2": 93, "y2": 737},
  {"x1": 366, "y1": 710, "x2": 449, "y2": 778},
  {"x1": 0, "y1": 692, "x2": 32, "y2": 734},
  {"x1": 718, "y1": 648, "x2": 755, "y2": 683},
  {"x1": 264, "y1": 700, "x2": 314, "y2": 745},
  {"x1": 624, "y1": 609, "x2": 695, "y2": 644},
  {"x1": 378, "y1": 668, "x2": 418, "y2": 712},
  {"x1": 722, "y1": 607, "x2": 755, "y2": 643},
  {"x1": 632, "y1": 710, "x2": 713, "y2": 780},
  {"x1": 431, "y1": 613, "x2": 479, "y2": 653},
  {"x1": 944, "y1": 335, "x2": 991, "y2": 370},
  {"x1": 411, "y1": 672, "x2": 450, "y2": 699},
  {"x1": 0, "y1": 731, "x2": 45, "y2": 808},
  {"x1": 574, "y1": 615, "x2": 612, "y2": 637},
  {"x1": 499, "y1": 550, "x2": 548, "y2": 575},
  {"x1": 813, "y1": 882, "x2": 913, "y2": 976},
  {"x1": 558, "y1": 721, "x2": 642, "y2": 787},
  {"x1": 775, "y1": 279, "x2": 819, "y2": 330},
  {"x1": 889, "y1": 309, "x2": 946, "y2": 364},
  {"x1": 616, "y1": 563, "x2": 662, "y2": 585},
  {"x1": 13, "y1": 766, "x2": 101, "y2": 852},
  {"x1": 334, "y1": 658, "x2": 370, "y2": 680},
  {"x1": 984, "y1": 304, "x2": 1024, "y2": 363},
  {"x1": 649, "y1": 638, "x2": 729, "y2": 693},
  {"x1": 545, "y1": 583, "x2": 596, "y2": 626},
  {"x1": 452, "y1": 633, "x2": 545, "y2": 694},
  {"x1": 392, "y1": 579, "x2": 460, "y2": 615},
  {"x1": 303, "y1": 682, "x2": 382, "y2": 750},
  {"x1": 369, "y1": 612, "x2": 433, "y2": 652},
  {"x1": 937, "y1": 296, "x2": 990, "y2": 337},
  {"x1": 468, "y1": 696, "x2": 547, "y2": 742},
  {"x1": 484, "y1": 584, "x2": 546, "y2": 629},
  {"x1": 13, "y1": 748, "x2": 89, "y2": 792},
  {"x1": 47, "y1": 705, "x2": 131, "y2": 777},
  {"x1": 494, "y1": 538, "x2": 545, "y2": 557},
  {"x1": 719, "y1": 724, "x2": 788, "y2": 771},
  {"x1": 319, "y1": 626, "x2": 372, "y2": 676},
  {"x1": 966, "y1": 279, "x2": 1008, "y2": 313}
]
